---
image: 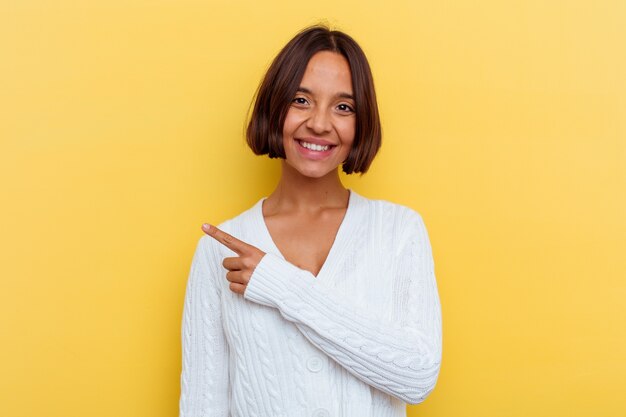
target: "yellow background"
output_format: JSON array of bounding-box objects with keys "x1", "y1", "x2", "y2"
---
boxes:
[{"x1": 1, "y1": 0, "x2": 625, "y2": 416}]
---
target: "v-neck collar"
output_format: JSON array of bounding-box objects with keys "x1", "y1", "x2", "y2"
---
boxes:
[{"x1": 254, "y1": 189, "x2": 362, "y2": 282}]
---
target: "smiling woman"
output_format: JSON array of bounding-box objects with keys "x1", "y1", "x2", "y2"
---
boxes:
[
  {"x1": 179, "y1": 24, "x2": 442, "y2": 417},
  {"x1": 246, "y1": 25, "x2": 381, "y2": 175}
]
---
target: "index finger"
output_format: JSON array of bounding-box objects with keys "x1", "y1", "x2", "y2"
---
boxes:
[{"x1": 202, "y1": 223, "x2": 248, "y2": 255}]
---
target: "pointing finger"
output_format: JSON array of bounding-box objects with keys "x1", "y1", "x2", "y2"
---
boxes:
[{"x1": 202, "y1": 223, "x2": 248, "y2": 255}]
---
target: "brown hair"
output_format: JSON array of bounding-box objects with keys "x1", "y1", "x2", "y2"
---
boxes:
[{"x1": 246, "y1": 24, "x2": 382, "y2": 175}]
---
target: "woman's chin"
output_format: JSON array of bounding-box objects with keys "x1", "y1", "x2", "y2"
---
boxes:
[
  {"x1": 285, "y1": 160, "x2": 337, "y2": 180},
  {"x1": 296, "y1": 168, "x2": 332, "y2": 179}
]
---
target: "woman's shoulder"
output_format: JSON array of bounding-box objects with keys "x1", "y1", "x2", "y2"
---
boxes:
[
  {"x1": 356, "y1": 191, "x2": 431, "y2": 249},
  {"x1": 196, "y1": 197, "x2": 263, "y2": 251},
  {"x1": 356, "y1": 191, "x2": 425, "y2": 225},
  {"x1": 218, "y1": 197, "x2": 264, "y2": 230}
]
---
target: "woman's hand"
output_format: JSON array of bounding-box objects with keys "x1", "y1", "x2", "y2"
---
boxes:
[{"x1": 202, "y1": 223, "x2": 266, "y2": 295}]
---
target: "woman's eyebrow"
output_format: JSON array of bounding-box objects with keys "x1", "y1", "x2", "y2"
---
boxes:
[{"x1": 297, "y1": 86, "x2": 354, "y2": 100}]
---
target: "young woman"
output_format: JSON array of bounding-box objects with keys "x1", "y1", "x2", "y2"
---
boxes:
[{"x1": 179, "y1": 25, "x2": 442, "y2": 417}]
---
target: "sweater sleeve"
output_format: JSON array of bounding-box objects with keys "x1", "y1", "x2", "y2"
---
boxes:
[
  {"x1": 243, "y1": 210, "x2": 442, "y2": 404},
  {"x1": 179, "y1": 236, "x2": 230, "y2": 417}
]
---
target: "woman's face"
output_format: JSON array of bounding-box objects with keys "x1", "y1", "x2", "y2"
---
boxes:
[{"x1": 281, "y1": 51, "x2": 356, "y2": 179}]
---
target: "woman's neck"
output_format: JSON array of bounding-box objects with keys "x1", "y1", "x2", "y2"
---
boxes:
[{"x1": 264, "y1": 161, "x2": 350, "y2": 213}]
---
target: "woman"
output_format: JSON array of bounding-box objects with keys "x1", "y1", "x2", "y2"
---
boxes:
[{"x1": 179, "y1": 24, "x2": 442, "y2": 417}]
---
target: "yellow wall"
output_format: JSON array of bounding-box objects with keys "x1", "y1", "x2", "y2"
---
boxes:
[{"x1": 1, "y1": 1, "x2": 624, "y2": 416}]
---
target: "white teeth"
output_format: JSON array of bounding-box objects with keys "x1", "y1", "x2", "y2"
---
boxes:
[{"x1": 300, "y1": 141, "x2": 330, "y2": 151}]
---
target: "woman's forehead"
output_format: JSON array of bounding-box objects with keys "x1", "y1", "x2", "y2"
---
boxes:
[{"x1": 300, "y1": 51, "x2": 353, "y2": 96}]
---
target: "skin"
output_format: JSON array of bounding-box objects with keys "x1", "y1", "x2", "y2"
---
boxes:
[{"x1": 204, "y1": 51, "x2": 357, "y2": 295}]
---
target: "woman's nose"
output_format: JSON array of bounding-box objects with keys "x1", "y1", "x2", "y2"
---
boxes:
[{"x1": 306, "y1": 107, "x2": 331, "y2": 134}]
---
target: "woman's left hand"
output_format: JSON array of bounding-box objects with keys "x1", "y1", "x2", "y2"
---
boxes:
[{"x1": 202, "y1": 223, "x2": 266, "y2": 295}]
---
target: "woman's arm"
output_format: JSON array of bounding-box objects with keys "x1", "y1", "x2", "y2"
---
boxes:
[
  {"x1": 243, "y1": 210, "x2": 442, "y2": 404},
  {"x1": 179, "y1": 236, "x2": 230, "y2": 417}
]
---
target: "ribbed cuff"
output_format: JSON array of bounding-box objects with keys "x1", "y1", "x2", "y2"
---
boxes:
[{"x1": 243, "y1": 252, "x2": 301, "y2": 308}]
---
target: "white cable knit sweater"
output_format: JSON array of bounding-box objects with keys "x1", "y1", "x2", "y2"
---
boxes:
[{"x1": 179, "y1": 189, "x2": 442, "y2": 417}]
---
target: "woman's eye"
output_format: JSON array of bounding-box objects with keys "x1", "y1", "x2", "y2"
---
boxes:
[
  {"x1": 292, "y1": 97, "x2": 308, "y2": 105},
  {"x1": 337, "y1": 104, "x2": 355, "y2": 113}
]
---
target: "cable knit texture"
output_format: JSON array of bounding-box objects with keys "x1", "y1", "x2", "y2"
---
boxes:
[{"x1": 179, "y1": 190, "x2": 442, "y2": 417}]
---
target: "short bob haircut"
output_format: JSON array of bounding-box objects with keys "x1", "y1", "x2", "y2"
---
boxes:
[{"x1": 246, "y1": 24, "x2": 382, "y2": 175}]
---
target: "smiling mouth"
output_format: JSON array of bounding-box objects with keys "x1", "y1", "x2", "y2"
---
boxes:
[{"x1": 296, "y1": 140, "x2": 336, "y2": 152}]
